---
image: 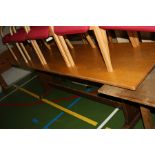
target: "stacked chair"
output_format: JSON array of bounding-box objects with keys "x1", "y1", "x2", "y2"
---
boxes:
[
  {"x1": 54, "y1": 26, "x2": 113, "y2": 72},
  {"x1": 24, "y1": 26, "x2": 74, "y2": 67},
  {"x1": 1, "y1": 27, "x2": 22, "y2": 62},
  {"x1": 1, "y1": 26, "x2": 96, "y2": 68},
  {"x1": 99, "y1": 26, "x2": 155, "y2": 47},
  {"x1": 54, "y1": 26, "x2": 155, "y2": 72},
  {"x1": 1, "y1": 26, "x2": 75, "y2": 67},
  {"x1": 0, "y1": 26, "x2": 120, "y2": 72},
  {"x1": 2, "y1": 26, "x2": 155, "y2": 73}
]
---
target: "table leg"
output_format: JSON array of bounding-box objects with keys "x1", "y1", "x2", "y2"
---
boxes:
[
  {"x1": 140, "y1": 106, "x2": 154, "y2": 129},
  {"x1": 37, "y1": 72, "x2": 53, "y2": 97},
  {"x1": 37, "y1": 72, "x2": 141, "y2": 129},
  {"x1": 122, "y1": 102, "x2": 141, "y2": 129},
  {"x1": 0, "y1": 74, "x2": 8, "y2": 91}
]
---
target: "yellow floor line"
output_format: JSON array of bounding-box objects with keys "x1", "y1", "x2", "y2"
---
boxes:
[
  {"x1": 0, "y1": 75, "x2": 37, "y2": 103},
  {"x1": 14, "y1": 86, "x2": 40, "y2": 99},
  {"x1": 13, "y1": 84, "x2": 98, "y2": 126}
]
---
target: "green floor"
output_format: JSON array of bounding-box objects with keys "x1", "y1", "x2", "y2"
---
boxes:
[{"x1": 0, "y1": 72, "x2": 148, "y2": 129}]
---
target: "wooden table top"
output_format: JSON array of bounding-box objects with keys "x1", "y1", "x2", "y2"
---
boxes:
[{"x1": 11, "y1": 42, "x2": 155, "y2": 90}]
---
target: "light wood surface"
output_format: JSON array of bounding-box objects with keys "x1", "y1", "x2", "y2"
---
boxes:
[
  {"x1": 53, "y1": 34, "x2": 72, "y2": 67},
  {"x1": 19, "y1": 43, "x2": 31, "y2": 61},
  {"x1": 127, "y1": 31, "x2": 140, "y2": 47},
  {"x1": 10, "y1": 26, "x2": 29, "y2": 63},
  {"x1": 24, "y1": 26, "x2": 47, "y2": 65},
  {"x1": 15, "y1": 43, "x2": 28, "y2": 63},
  {"x1": 58, "y1": 36, "x2": 75, "y2": 67},
  {"x1": 31, "y1": 40, "x2": 47, "y2": 65},
  {"x1": 93, "y1": 27, "x2": 113, "y2": 72},
  {"x1": 11, "y1": 43, "x2": 155, "y2": 90},
  {"x1": 85, "y1": 33, "x2": 96, "y2": 48},
  {"x1": 65, "y1": 38, "x2": 74, "y2": 49}
]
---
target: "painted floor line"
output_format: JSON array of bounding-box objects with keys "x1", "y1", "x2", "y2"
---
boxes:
[
  {"x1": 97, "y1": 108, "x2": 119, "y2": 129},
  {"x1": 14, "y1": 85, "x2": 98, "y2": 126},
  {"x1": 42, "y1": 98, "x2": 98, "y2": 126},
  {"x1": 43, "y1": 97, "x2": 82, "y2": 129},
  {"x1": 13, "y1": 85, "x2": 40, "y2": 99},
  {"x1": 43, "y1": 88, "x2": 93, "y2": 129},
  {"x1": 72, "y1": 81, "x2": 88, "y2": 87},
  {"x1": 0, "y1": 75, "x2": 37, "y2": 103},
  {"x1": 17, "y1": 75, "x2": 38, "y2": 88}
]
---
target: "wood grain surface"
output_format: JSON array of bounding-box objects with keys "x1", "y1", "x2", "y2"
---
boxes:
[
  {"x1": 10, "y1": 42, "x2": 155, "y2": 90},
  {"x1": 98, "y1": 68, "x2": 155, "y2": 108}
]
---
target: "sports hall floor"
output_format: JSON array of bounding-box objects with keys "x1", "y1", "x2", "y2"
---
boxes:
[{"x1": 1, "y1": 72, "x2": 154, "y2": 129}]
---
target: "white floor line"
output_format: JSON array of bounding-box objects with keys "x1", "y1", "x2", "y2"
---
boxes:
[
  {"x1": 0, "y1": 75, "x2": 38, "y2": 103},
  {"x1": 16, "y1": 75, "x2": 38, "y2": 88},
  {"x1": 72, "y1": 81, "x2": 88, "y2": 87},
  {"x1": 97, "y1": 108, "x2": 119, "y2": 129}
]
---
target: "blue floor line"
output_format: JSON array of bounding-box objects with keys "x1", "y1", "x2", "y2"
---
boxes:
[
  {"x1": 43, "y1": 87, "x2": 94, "y2": 129},
  {"x1": 32, "y1": 118, "x2": 39, "y2": 124}
]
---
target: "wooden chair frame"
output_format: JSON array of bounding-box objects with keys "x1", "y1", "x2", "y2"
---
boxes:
[
  {"x1": 56, "y1": 26, "x2": 114, "y2": 72},
  {"x1": 25, "y1": 26, "x2": 75, "y2": 67},
  {"x1": 96, "y1": 27, "x2": 141, "y2": 72},
  {"x1": 10, "y1": 26, "x2": 31, "y2": 64},
  {"x1": 0, "y1": 26, "x2": 18, "y2": 62}
]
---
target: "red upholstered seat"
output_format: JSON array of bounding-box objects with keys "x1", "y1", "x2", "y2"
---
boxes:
[
  {"x1": 2, "y1": 34, "x2": 12, "y2": 43},
  {"x1": 10, "y1": 28, "x2": 27, "y2": 42},
  {"x1": 54, "y1": 26, "x2": 90, "y2": 35},
  {"x1": 27, "y1": 26, "x2": 50, "y2": 40},
  {"x1": 2, "y1": 28, "x2": 27, "y2": 43},
  {"x1": 100, "y1": 26, "x2": 155, "y2": 32}
]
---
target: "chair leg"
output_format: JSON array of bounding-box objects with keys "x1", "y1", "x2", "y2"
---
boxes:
[
  {"x1": 85, "y1": 33, "x2": 96, "y2": 48},
  {"x1": 31, "y1": 40, "x2": 47, "y2": 65},
  {"x1": 107, "y1": 30, "x2": 113, "y2": 43},
  {"x1": 81, "y1": 34, "x2": 88, "y2": 44},
  {"x1": 132, "y1": 32, "x2": 140, "y2": 46},
  {"x1": 15, "y1": 43, "x2": 28, "y2": 63},
  {"x1": 19, "y1": 43, "x2": 31, "y2": 61},
  {"x1": 127, "y1": 31, "x2": 140, "y2": 47},
  {"x1": 42, "y1": 40, "x2": 51, "y2": 50},
  {"x1": 6, "y1": 43, "x2": 18, "y2": 62},
  {"x1": 100, "y1": 29, "x2": 114, "y2": 65},
  {"x1": 65, "y1": 38, "x2": 74, "y2": 49},
  {"x1": 58, "y1": 36, "x2": 75, "y2": 67},
  {"x1": 53, "y1": 34, "x2": 72, "y2": 67},
  {"x1": 31, "y1": 41, "x2": 44, "y2": 64},
  {"x1": 93, "y1": 27, "x2": 113, "y2": 72}
]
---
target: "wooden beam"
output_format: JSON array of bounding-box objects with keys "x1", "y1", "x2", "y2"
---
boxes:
[{"x1": 140, "y1": 106, "x2": 154, "y2": 129}]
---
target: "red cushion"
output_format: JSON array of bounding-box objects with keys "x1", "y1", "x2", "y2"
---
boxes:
[
  {"x1": 100, "y1": 26, "x2": 155, "y2": 32},
  {"x1": 9, "y1": 28, "x2": 27, "y2": 42},
  {"x1": 2, "y1": 28, "x2": 26, "y2": 43},
  {"x1": 26, "y1": 26, "x2": 50, "y2": 40},
  {"x1": 2, "y1": 34, "x2": 12, "y2": 43},
  {"x1": 54, "y1": 26, "x2": 90, "y2": 35}
]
